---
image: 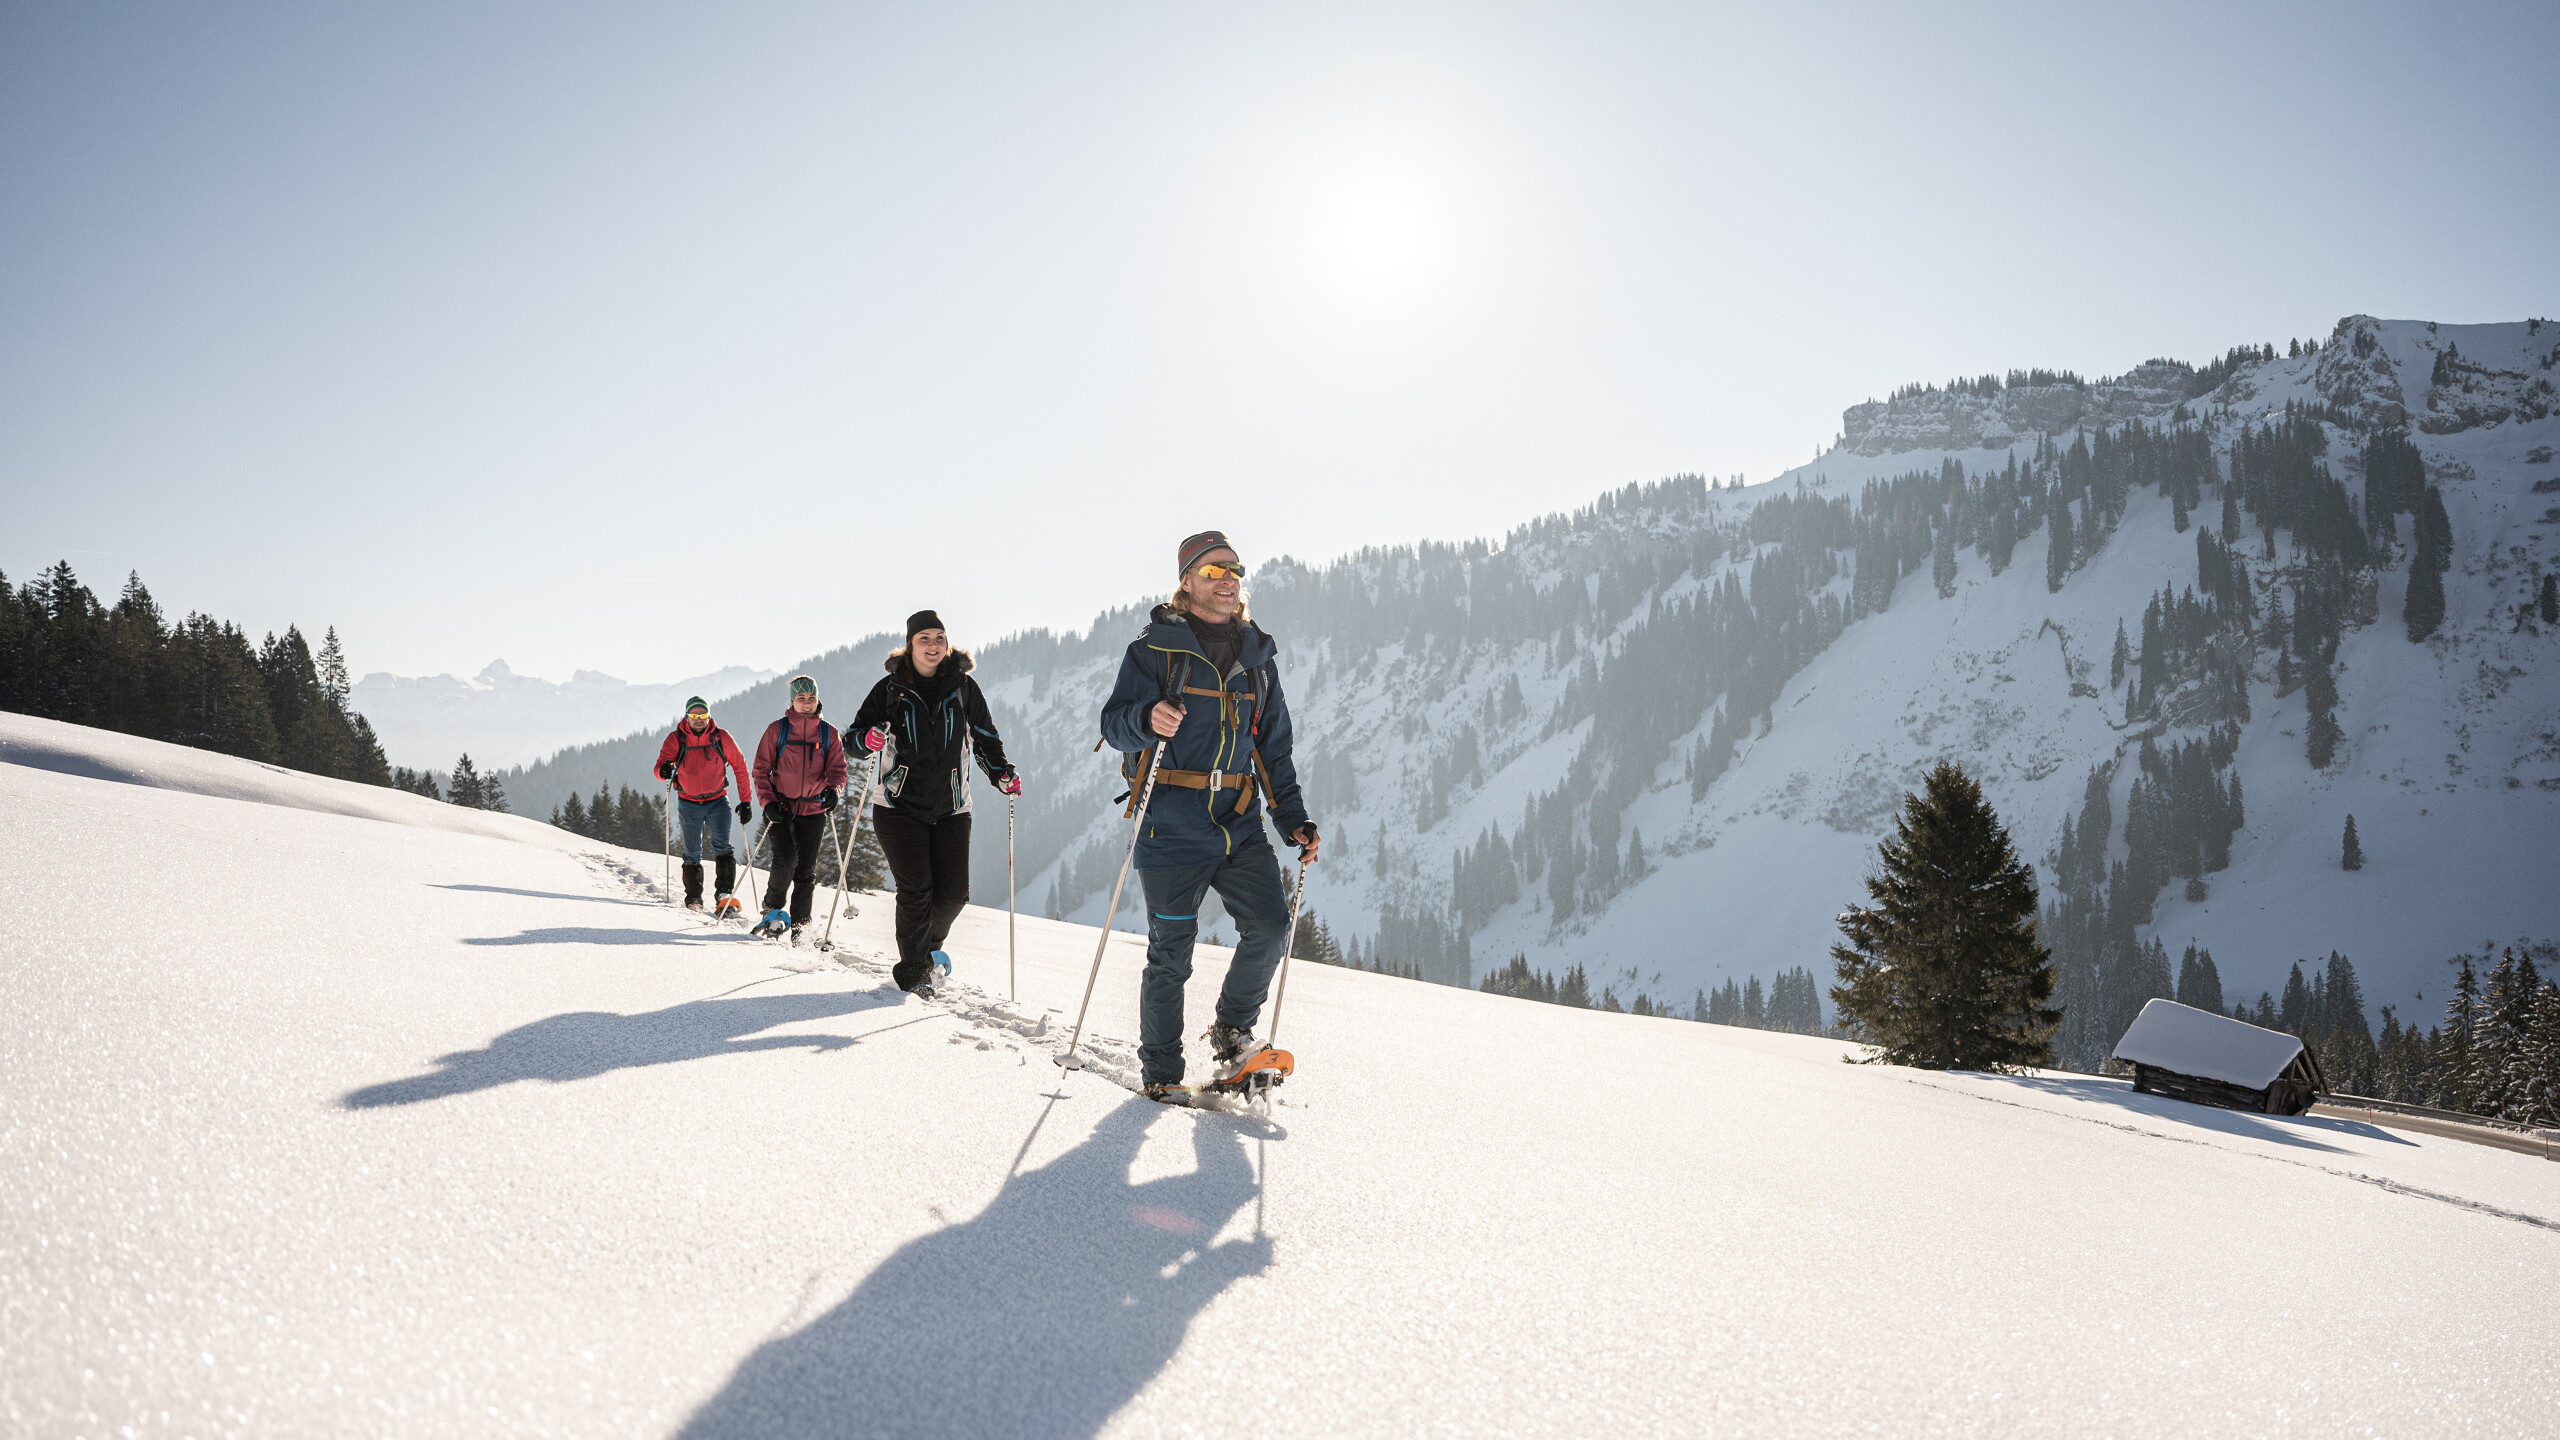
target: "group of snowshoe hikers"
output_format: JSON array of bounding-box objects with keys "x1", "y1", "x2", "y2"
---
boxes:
[{"x1": 646, "y1": 531, "x2": 1320, "y2": 1103}]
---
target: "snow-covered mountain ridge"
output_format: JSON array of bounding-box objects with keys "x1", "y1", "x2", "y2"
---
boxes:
[
  {"x1": 514, "y1": 315, "x2": 2560, "y2": 1050},
  {"x1": 351, "y1": 658, "x2": 774, "y2": 770}
]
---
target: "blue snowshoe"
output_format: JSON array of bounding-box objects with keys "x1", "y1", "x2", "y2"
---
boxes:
[
  {"x1": 930, "y1": 949, "x2": 953, "y2": 984},
  {"x1": 752, "y1": 908, "x2": 795, "y2": 939}
]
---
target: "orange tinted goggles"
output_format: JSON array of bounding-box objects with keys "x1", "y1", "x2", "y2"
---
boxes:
[{"x1": 1192, "y1": 562, "x2": 1247, "y2": 581}]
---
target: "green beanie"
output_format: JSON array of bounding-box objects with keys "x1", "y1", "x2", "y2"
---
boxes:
[{"x1": 788, "y1": 674, "x2": 818, "y2": 698}]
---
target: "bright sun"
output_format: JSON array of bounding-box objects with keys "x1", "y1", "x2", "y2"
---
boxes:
[{"x1": 1314, "y1": 177, "x2": 1440, "y2": 298}]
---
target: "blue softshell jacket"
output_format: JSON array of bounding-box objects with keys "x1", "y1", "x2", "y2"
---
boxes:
[{"x1": 1098, "y1": 605, "x2": 1313, "y2": 868}]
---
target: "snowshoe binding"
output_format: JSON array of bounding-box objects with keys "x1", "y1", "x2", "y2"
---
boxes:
[
  {"x1": 1205, "y1": 1022, "x2": 1258, "y2": 1070},
  {"x1": 751, "y1": 908, "x2": 794, "y2": 939},
  {"x1": 713, "y1": 895, "x2": 743, "y2": 923},
  {"x1": 1146, "y1": 1049, "x2": 1294, "y2": 1113},
  {"x1": 930, "y1": 949, "x2": 953, "y2": 986}
]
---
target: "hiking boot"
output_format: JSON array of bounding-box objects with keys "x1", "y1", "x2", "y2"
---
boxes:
[
  {"x1": 1144, "y1": 1082, "x2": 1193, "y2": 1106},
  {"x1": 684, "y1": 898, "x2": 705, "y2": 913},
  {"x1": 1205, "y1": 1022, "x2": 1260, "y2": 1068},
  {"x1": 904, "y1": 979, "x2": 938, "y2": 1000}
]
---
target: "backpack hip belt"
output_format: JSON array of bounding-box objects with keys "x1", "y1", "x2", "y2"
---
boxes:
[{"x1": 1152, "y1": 766, "x2": 1257, "y2": 809}]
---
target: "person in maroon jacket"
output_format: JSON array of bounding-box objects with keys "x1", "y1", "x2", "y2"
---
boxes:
[
  {"x1": 652, "y1": 695, "x2": 755, "y2": 915},
  {"x1": 751, "y1": 674, "x2": 850, "y2": 938}
]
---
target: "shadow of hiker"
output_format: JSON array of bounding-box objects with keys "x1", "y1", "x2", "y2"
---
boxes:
[
  {"x1": 462, "y1": 925, "x2": 739, "y2": 947},
  {"x1": 342, "y1": 987, "x2": 907, "y2": 1108},
  {"x1": 431, "y1": 882, "x2": 658, "y2": 907},
  {"x1": 1981, "y1": 1072, "x2": 2409, "y2": 1152},
  {"x1": 676, "y1": 1099, "x2": 1272, "y2": 1440}
]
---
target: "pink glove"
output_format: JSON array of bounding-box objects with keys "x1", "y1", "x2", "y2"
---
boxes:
[
  {"x1": 860, "y1": 726, "x2": 888, "y2": 752},
  {"x1": 996, "y1": 769, "x2": 1023, "y2": 796}
]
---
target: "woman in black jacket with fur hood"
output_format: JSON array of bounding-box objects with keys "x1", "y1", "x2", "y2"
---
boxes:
[{"x1": 849, "y1": 611, "x2": 1020, "y2": 996}]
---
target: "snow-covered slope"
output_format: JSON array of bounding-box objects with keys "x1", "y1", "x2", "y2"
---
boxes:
[
  {"x1": 350, "y1": 659, "x2": 774, "y2": 771},
  {"x1": 6, "y1": 716, "x2": 2557, "y2": 1437}
]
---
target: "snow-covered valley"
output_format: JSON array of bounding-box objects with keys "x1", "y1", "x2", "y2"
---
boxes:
[{"x1": 6, "y1": 713, "x2": 2556, "y2": 1437}]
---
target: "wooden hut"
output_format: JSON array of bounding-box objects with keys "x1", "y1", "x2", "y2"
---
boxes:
[{"x1": 2112, "y1": 998, "x2": 2327, "y2": 1116}]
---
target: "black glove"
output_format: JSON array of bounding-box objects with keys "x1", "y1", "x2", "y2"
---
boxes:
[
  {"x1": 763, "y1": 802, "x2": 787, "y2": 827},
  {"x1": 735, "y1": 801, "x2": 753, "y2": 826},
  {"x1": 657, "y1": 761, "x2": 677, "y2": 781},
  {"x1": 818, "y1": 787, "x2": 839, "y2": 812}
]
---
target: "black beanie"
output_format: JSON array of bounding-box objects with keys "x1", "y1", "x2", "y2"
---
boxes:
[{"x1": 906, "y1": 610, "x2": 945, "y2": 641}]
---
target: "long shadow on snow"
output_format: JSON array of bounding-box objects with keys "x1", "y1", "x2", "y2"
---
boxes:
[
  {"x1": 462, "y1": 925, "x2": 741, "y2": 947},
  {"x1": 676, "y1": 1098, "x2": 1271, "y2": 1440},
  {"x1": 1980, "y1": 1073, "x2": 2413, "y2": 1152},
  {"x1": 432, "y1": 882, "x2": 660, "y2": 907},
  {"x1": 342, "y1": 987, "x2": 906, "y2": 1108}
]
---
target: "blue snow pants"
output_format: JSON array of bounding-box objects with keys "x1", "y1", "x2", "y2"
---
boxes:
[
  {"x1": 1135, "y1": 840, "x2": 1289, "y2": 1085},
  {"x1": 676, "y1": 797, "x2": 736, "y2": 863}
]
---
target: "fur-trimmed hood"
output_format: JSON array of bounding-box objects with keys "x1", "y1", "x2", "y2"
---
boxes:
[{"x1": 883, "y1": 648, "x2": 973, "y2": 682}]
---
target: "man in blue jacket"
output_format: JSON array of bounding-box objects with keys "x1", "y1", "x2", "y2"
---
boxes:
[{"x1": 1099, "y1": 530, "x2": 1320, "y2": 1100}]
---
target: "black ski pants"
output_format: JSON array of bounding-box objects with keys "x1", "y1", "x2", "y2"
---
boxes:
[
  {"x1": 873, "y1": 808, "x2": 971, "y2": 991},
  {"x1": 761, "y1": 811, "x2": 830, "y2": 923}
]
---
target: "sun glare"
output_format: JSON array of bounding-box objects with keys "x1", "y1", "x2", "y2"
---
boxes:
[{"x1": 1314, "y1": 176, "x2": 1441, "y2": 298}]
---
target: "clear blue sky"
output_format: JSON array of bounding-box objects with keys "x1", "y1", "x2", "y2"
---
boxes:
[{"x1": 4, "y1": 1, "x2": 2553, "y2": 682}]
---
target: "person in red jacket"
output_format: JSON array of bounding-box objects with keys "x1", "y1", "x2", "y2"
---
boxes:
[
  {"x1": 751, "y1": 674, "x2": 849, "y2": 938},
  {"x1": 653, "y1": 695, "x2": 755, "y2": 915}
]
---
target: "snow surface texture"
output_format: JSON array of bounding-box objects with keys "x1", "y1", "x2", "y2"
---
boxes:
[
  {"x1": 350, "y1": 660, "x2": 774, "y2": 771},
  {"x1": 6, "y1": 719, "x2": 2557, "y2": 1437},
  {"x1": 2112, "y1": 998, "x2": 2305, "y2": 1089}
]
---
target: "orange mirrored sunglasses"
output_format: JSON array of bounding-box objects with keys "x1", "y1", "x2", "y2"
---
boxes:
[{"x1": 1192, "y1": 562, "x2": 1247, "y2": 581}]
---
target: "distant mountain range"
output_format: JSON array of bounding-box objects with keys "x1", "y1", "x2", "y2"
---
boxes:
[{"x1": 350, "y1": 660, "x2": 775, "y2": 771}]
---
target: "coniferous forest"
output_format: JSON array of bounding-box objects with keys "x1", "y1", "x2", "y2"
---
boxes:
[{"x1": 0, "y1": 561, "x2": 393, "y2": 785}]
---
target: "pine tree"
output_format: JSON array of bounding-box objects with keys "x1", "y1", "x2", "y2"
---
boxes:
[
  {"x1": 2404, "y1": 550, "x2": 2445, "y2": 641},
  {"x1": 2438, "y1": 953, "x2": 2483, "y2": 1112},
  {"x1": 2339, "y1": 815, "x2": 2362, "y2": 871},
  {"x1": 2541, "y1": 574, "x2": 2558, "y2": 626},
  {"x1": 2517, "y1": 981, "x2": 2560, "y2": 1126},
  {"x1": 2175, "y1": 943, "x2": 2224, "y2": 1013},
  {"x1": 2303, "y1": 656, "x2": 2340, "y2": 768},
  {"x1": 2045, "y1": 500, "x2": 2070, "y2": 593},
  {"x1": 316, "y1": 626, "x2": 350, "y2": 707},
  {"x1": 2477, "y1": 948, "x2": 2542, "y2": 1119},
  {"x1": 1830, "y1": 761, "x2": 2058, "y2": 1069},
  {"x1": 1556, "y1": 964, "x2": 1592, "y2": 1009},
  {"x1": 2110, "y1": 620, "x2": 2129, "y2": 688},
  {"x1": 447, "y1": 754, "x2": 486, "y2": 810}
]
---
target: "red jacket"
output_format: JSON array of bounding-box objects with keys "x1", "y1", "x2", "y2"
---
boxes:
[
  {"x1": 753, "y1": 711, "x2": 849, "y2": 816},
  {"x1": 655, "y1": 720, "x2": 751, "y2": 804}
]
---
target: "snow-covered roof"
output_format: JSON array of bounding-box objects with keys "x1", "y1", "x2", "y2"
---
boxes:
[{"x1": 2111, "y1": 999, "x2": 2305, "y2": 1090}]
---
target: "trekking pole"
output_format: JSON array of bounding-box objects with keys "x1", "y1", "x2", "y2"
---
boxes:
[
  {"x1": 742, "y1": 814, "x2": 767, "y2": 915},
  {"x1": 662, "y1": 779, "x2": 674, "y2": 906},
  {"x1": 1057, "y1": 743, "x2": 1170, "y2": 1071},
  {"x1": 819, "y1": 754, "x2": 884, "y2": 952},
  {"x1": 1007, "y1": 792, "x2": 1018, "y2": 1003},
  {"x1": 1266, "y1": 851, "x2": 1312, "y2": 1047}
]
